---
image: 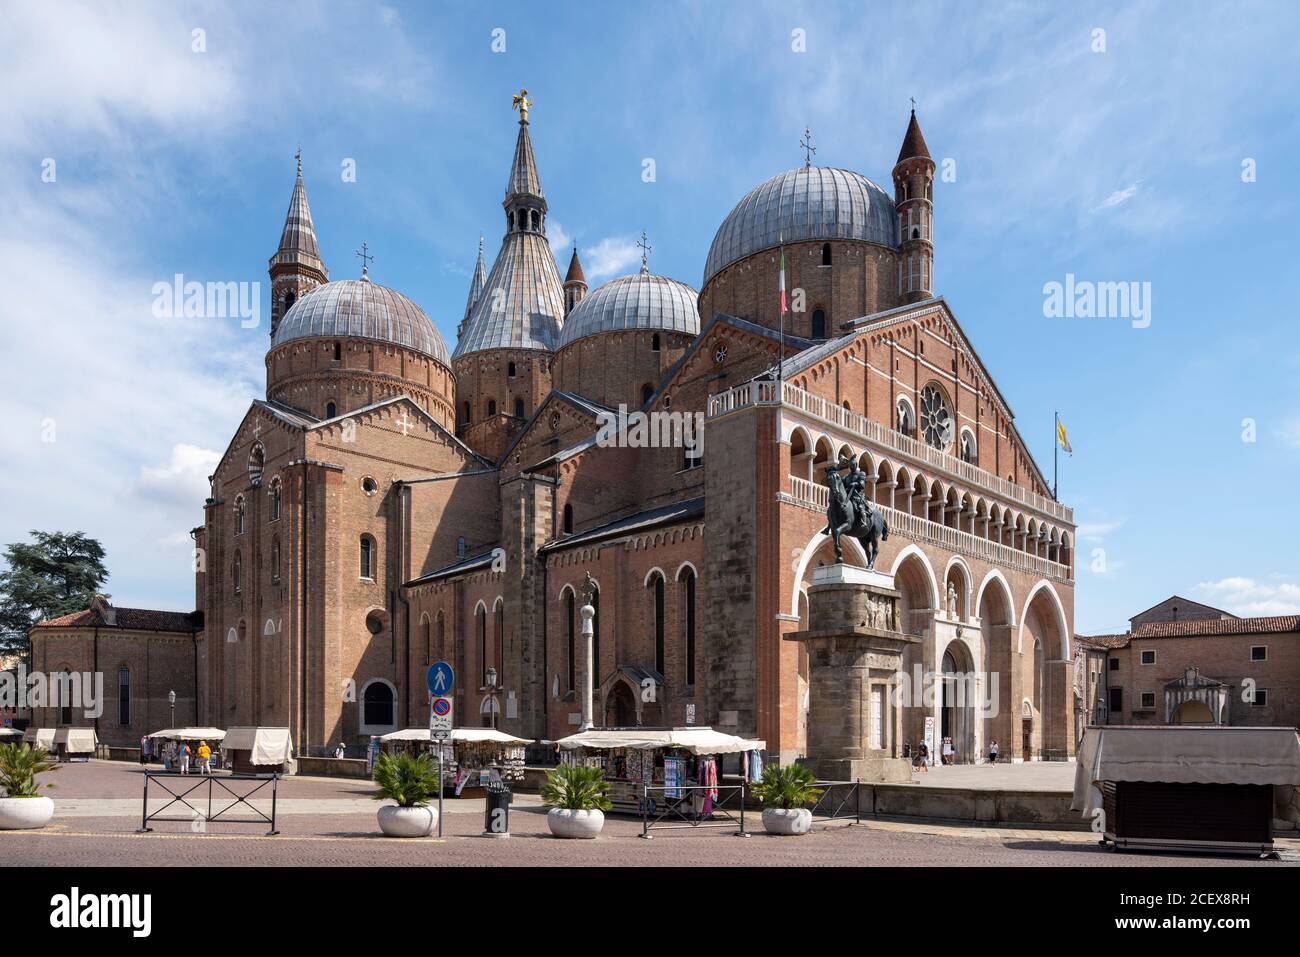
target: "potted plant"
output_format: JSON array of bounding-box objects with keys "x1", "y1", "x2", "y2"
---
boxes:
[
  {"x1": 751, "y1": 763, "x2": 822, "y2": 835},
  {"x1": 371, "y1": 751, "x2": 440, "y2": 837},
  {"x1": 541, "y1": 763, "x2": 612, "y2": 839},
  {"x1": 0, "y1": 743, "x2": 59, "y2": 830}
]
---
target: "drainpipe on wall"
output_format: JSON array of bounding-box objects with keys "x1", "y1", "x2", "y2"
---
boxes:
[{"x1": 300, "y1": 460, "x2": 310, "y2": 756}]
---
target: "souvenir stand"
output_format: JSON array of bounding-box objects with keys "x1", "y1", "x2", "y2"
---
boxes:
[
  {"x1": 555, "y1": 727, "x2": 766, "y2": 816},
  {"x1": 379, "y1": 727, "x2": 529, "y2": 797},
  {"x1": 0, "y1": 727, "x2": 23, "y2": 743},
  {"x1": 1073, "y1": 725, "x2": 1300, "y2": 856},
  {"x1": 220, "y1": 727, "x2": 295, "y2": 775},
  {"x1": 21, "y1": 728, "x2": 56, "y2": 750},
  {"x1": 52, "y1": 727, "x2": 97, "y2": 762},
  {"x1": 148, "y1": 727, "x2": 228, "y2": 768}
]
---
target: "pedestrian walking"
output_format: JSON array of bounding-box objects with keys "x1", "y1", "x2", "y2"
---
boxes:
[
  {"x1": 140, "y1": 735, "x2": 151, "y2": 765},
  {"x1": 988, "y1": 738, "x2": 1000, "y2": 765},
  {"x1": 917, "y1": 742, "x2": 929, "y2": 772},
  {"x1": 196, "y1": 740, "x2": 212, "y2": 774},
  {"x1": 179, "y1": 742, "x2": 191, "y2": 775}
]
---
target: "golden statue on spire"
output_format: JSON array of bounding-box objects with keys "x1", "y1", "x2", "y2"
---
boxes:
[{"x1": 511, "y1": 88, "x2": 532, "y2": 124}]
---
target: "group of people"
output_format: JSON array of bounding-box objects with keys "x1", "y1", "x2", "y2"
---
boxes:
[
  {"x1": 905, "y1": 737, "x2": 1002, "y2": 770},
  {"x1": 139, "y1": 735, "x2": 215, "y2": 774}
]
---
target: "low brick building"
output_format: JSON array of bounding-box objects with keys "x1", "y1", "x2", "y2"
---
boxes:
[
  {"x1": 1077, "y1": 598, "x2": 1299, "y2": 729},
  {"x1": 26, "y1": 596, "x2": 202, "y2": 747}
]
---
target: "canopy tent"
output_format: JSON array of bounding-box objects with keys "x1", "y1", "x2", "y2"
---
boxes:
[
  {"x1": 147, "y1": 727, "x2": 227, "y2": 742},
  {"x1": 21, "y1": 728, "x2": 55, "y2": 748},
  {"x1": 53, "y1": 727, "x2": 98, "y2": 754},
  {"x1": 1072, "y1": 726, "x2": 1300, "y2": 814},
  {"x1": 556, "y1": 727, "x2": 766, "y2": 756},
  {"x1": 380, "y1": 728, "x2": 530, "y2": 745},
  {"x1": 0, "y1": 727, "x2": 23, "y2": 741},
  {"x1": 221, "y1": 727, "x2": 293, "y2": 767}
]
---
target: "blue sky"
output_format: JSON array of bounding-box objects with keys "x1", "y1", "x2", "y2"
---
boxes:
[{"x1": 1, "y1": 1, "x2": 1298, "y2": 633}]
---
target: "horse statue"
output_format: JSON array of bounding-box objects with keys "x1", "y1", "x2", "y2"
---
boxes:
[{"x1": 822, "y1": 459, "x2": 889, "y2": 569}]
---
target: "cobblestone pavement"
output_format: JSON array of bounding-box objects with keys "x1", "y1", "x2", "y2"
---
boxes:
[{"x1": 5, "y1": 760, "x2": 1293, "y2": 867}]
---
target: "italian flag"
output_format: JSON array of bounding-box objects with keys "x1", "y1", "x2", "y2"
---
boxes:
[{"x1": 778, "y1": 248, "x2": 787, "y2": 314}]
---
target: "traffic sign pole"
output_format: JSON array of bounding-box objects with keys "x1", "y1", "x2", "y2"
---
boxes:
[{"x1": 426, "y1": 662, "x2": 454, "y2": 841}]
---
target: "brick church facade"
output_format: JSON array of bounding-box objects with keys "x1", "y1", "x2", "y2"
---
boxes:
[{"x1": 193, "y1": 103, "x2": 1077, "y2": 761}]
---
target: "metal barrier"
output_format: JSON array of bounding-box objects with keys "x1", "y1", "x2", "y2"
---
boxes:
[
  {"x1": 137, "y1": 770, "x2": 281, "y2": 836},
  {"x1": 640, "y1": 782, "x2": 748, "y2": 838},
  {"x1": 808, "y1": 781, "x2": 865, "y2": 823}
]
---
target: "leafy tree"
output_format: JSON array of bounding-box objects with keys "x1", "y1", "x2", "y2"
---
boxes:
[{"x1": 0, "y1": 531, "x2": 109, "y2": 657}]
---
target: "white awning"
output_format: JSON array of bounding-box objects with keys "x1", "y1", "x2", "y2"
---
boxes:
[
  {"x1": 53, "y1": 727, "x2": 98, "y2": 753},
  {"x1": 556, "y1": 727, "x2": 766, "y2": 756},
  {"x1": 1072, "y1": 726, "x2": 1300, "y2": 813},
  {"x1": 147, "y1": 727, "x2": 227, "y2": 742},
  {"x1": 21, "y1": 728, "x2": 56, "y2": 747},
  {"x1": 0, "y1": 727, "x2": 23, "y2": 739},
  {"x1": 380, "y1": 728, "x2": 530, "y2": 745},
  {"x1": 221, "y1": 727, "x2": 293, "y2": 765}
]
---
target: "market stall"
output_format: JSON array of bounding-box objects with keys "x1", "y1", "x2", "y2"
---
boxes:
[
  {"x1": 220, "y1": 727, "x2": 295, "y2": 775},
  {"x1": 379, "y1": 728, "x2": 529, "y2": 797},
  {"x1": 555, "y1": 727, "x2": 766, "y2": 815},
  {"x1": 52, "y1": 727, "x2": 98, "y2": 762},
  {"x1": 21, "y1": 728, "x2": 55, "y2": 750},
  {"x1": 147, "y1": 727, "x2": 227, "y2": 769},
  {"x1": 0, "y1": 727, "x2": 23, "y2": 743},
  {"x1": 1073, "y1": 725, "x2": 1300, "y2": 856}
]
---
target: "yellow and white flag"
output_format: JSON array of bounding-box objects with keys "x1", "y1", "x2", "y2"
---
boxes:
[{"x1": 1056, "y1": 416, "x2": 1072, "y2": 455}]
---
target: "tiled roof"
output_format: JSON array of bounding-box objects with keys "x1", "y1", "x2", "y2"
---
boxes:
[
  {"x1": 405, "y1": 551, "x2": 498, "y2": 587},
  {"x1": 35, "y1": 605, "x2": 200, "y2": 633},
  {"x1": 1133, "y1": 616, "x2": 1300, "y2": 638},
  {"x1": 896, "y1": 110, "x2": 931, "y2": 163},
  {"x1": 540, "y1": 497, "x2": 705, "y2": 553},
  {"x1": 558, "y1": 271, "x2": 699, "y2": 349},
  {"x1": 453, "y1": 231, "x2": 564, "y2": 356},
  {"x1": 1074, "y1": 633, "x2": 1131, "y2": 650},
  {"x1": 268, "y1": 163, "x2": 326, "y2": 275}
]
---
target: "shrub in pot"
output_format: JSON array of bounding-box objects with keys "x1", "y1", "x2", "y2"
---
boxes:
[
  {"x1": 371, "y1": 751, "x2": 440, "y2": 837},
  {"x1": 0, "y1": 743, "x2": 59, "y2": 830},
  {"x1": 751, "y1": 763, "x2": 822, "y2": 836},
  {"x1": 541, "y1": 764, "x2": 612, "y2": 839}
]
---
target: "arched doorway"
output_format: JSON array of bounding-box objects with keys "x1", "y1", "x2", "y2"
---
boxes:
[
  {"x1": 976, "y1": 573, "x2": 1015, "y2": 763},
  {"x1": 1173, "y1": 700, "x2": 1213, "y2": 724},
  {"x1": 1021, "y1": 583, "x2": 1070, "y2": 759},
  {"x1": 939, "y1": 642, "x2": 976, "y2": 763},
  {"x1": 605, "y1": 682, "x2": 637, "y2": 728}
]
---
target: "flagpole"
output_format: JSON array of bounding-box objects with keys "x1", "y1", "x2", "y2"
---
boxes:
[
  {"x1": 778, "y1": 241, "x2": 785, "y2": 387},
  {"x1": 1053, "y1": 410, "x2": 1058, "y2": 501}
]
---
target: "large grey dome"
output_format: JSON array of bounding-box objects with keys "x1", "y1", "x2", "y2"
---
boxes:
[
  {"x1": 703, "y1": 167, "x2": 898, "y2": 287},
  {"x1": 558, "y1": 271, "x2": 699, "y2": 349},
  {"x1": 272, "y1": 277, "x2": 449, "y2": 365}
]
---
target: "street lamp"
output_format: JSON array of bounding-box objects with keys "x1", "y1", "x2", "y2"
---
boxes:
[{"x1": 168, "y1": 689, "x2": 176, "y2": 728}]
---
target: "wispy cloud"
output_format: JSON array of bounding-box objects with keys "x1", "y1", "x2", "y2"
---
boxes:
[
  {"x1": 1093, "y1": 184, "x2": 1140, "y2": 212},
  {"x1": 584, "y1": 237, "x2": 641, "y2": 282},
  {"x1": 1193, "y1": 577, "x2": 1300, "y2": 616}
]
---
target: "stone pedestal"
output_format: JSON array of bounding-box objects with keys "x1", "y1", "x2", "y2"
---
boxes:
[{"x1": 787, "y1": 564, "x2": 918, "y2": 783}]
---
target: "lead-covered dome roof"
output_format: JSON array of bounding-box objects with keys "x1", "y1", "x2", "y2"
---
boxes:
[
  {"x1": 703, "y1": 167, "x2": 898, "y2": 287},
  {"x1": 272, "y1": 277, "x2": 449, "y2": 365},
  {"x1": 558, "y1": 271, "x2": 699, "y2": 349}
]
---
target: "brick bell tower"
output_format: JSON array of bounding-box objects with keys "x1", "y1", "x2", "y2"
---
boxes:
[
  {"x1": 268, "y1": 150, "x2": 328, "y2": 338},
  {"x1": 893, "y1": 108, "x2": 934, "y2": 305}
]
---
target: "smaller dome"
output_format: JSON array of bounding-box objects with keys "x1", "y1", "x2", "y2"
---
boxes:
[
  {"x1": 272, "y1": 278, "x2": 449, "y2": 364},
  {"x1": 558, "y1": 272, "x2": 700, "y2": 349}
]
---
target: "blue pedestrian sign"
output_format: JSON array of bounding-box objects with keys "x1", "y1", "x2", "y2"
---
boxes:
[{"x1": 427, "y1": 661, "x2": 454, "y2": 697}]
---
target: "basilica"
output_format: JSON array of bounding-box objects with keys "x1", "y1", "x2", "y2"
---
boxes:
[{"x1": 193, "y1": 99, "x2": 1077, "y2": 763}]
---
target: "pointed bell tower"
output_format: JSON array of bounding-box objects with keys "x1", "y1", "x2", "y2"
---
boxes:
[
  {"x1": 268, "y1": 150, "x2": 328, "y2": 337},
  {"x1": 456, "y1": 236, "x2": 488, "y2": 342},
  {"x1": 892, "y1": 108, "x2": 935, "y2": 305},
  {"x1": 563, "y1": 245, "x2": 587, "y2": 316}
]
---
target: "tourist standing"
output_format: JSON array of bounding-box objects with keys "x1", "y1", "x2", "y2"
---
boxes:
[
  {"x1": 140, "y1": 735, "x2": 151, "y2": 765},
  {"x1": 197, "y1": 740, "x2": 212, "y2": 774},
  {"x1": 916, "y1": 742, "x2": 929, "y2": 773},
  {"x1": 179, "y1": 742, "x2": 191, "y2": 775},
  {"x1": 988, "y1": 738, "x2": 1000, "y2": 765}
]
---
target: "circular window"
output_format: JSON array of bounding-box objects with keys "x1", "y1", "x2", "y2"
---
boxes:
[
  {"x1": 362, "y1": 476, "x2": 378, "y2": 495},
  {"x1": 365, "y1": 611, "x2": 386, "y2": 635},
  {"x1": 920, "y1": 385, "x2": 953, "y2": 451}
]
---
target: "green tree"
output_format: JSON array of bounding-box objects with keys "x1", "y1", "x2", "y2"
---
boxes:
[{"x1": 0, "y1": 531, "x2": 108, "y2": 657}]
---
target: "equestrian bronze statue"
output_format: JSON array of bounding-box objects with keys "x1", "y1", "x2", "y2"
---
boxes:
[{"x1": 822, "y1": 456, "x2": 889, "y2": 569}]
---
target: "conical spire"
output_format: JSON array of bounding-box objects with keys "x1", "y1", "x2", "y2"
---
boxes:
[
  {"x1": 564, "y1": 245, "x2": 586, "y2": 284},
  {"x1": 457, "y1": 236, "x2": 489, "y2": 339},
  {"x1": 506, "y1": 120, "x2": 545, "y2": 201},
  {"x1": 270, "y1": 150, "x2": 326, "y2": 275},
  {"x1": 896, "y1": 109, "x2": 931, "y2": 164}
]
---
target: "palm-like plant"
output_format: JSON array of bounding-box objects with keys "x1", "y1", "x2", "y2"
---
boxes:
[
  {"x1": 541, "y1": 763, "x2": 613, "y2": 811},
  {"x1": 0, "y1": 743, "x2": 59, "y2": 798},
  {"x1": 751, "y1": 763, "x2": 823, "y2": 810},
  {"x1": 370, "y1": 751, "x2": 440, "y2": 808}
]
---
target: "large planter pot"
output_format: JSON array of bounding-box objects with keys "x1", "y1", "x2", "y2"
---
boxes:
[
  {"x1": 547, "y1": 807, "x2": 604, "y2": 839},
  {"x1": 0, "y1": 796, "x2": 55, "y2": 830},
  {"x1": 762, "y1": 807, "x2": 813, "y2": 836},
  {"x1": 377, "y1": 804, "x2": 436, "y2": 838}
]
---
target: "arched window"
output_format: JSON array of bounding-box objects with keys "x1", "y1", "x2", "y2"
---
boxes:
[
  {"x1": 592, "y1": 585, "x2": 601, "y2": 686},
  {"x1": 651, "y1": 333, "x2": 661, "y2": 352},
  {"x1": 325, "y1": 401, "x2": 337, "y2": 419},
  {"x1": 565, "y1": 589, "x2": 576, "y2": 692},
  {"x1": 271, "y1": 538, "x2": 281, "y2": 584},
  {"x1": 811, "y1": 309, "x2": 826, "y2": 339},
  {"x1": 234, "y1": 496, "x2": 246, "y2": 535},
  {"x1": 896, "y1": 396, "x2": 914, "y2": 436},
  {"x1": 461, "y1": 401, "x2": 471, "y2": 425},
  {"x1": 514, "y1": 397, "x2": 525, "y2": 418},
  {"x1": 457, "y1": 537, "x2": 466, "y2": 559},
  {"x1": 248, "y1": 444, "x2": 265, "y2": 486},
  {"x1": 960, "y1": 429, "x2": 977, "y2": 465},
  {"x1": 476, "y1": 605, "x2": 487, "y2": 685},
  {"x1": 563, "y1": 503, "x2": 574, "y2": 534},
  {"x1": 284, "y1": 290, "x2": 296, "y2": 313},
  {"x1": 359, "y1": 535, "x2": 374, "y2": 579},
  {"x1": 487, "y1": 399, "x2": 497, "y2": 417},
  {"x1": 530, "y1": 210, "x2": 540, "y2": 231},
  {"x1": 679, "y1": 566, "x2": 696, "y2": 686},
  {"x1": 420, "y1": 615, "x2": 431, "y2": 663},
  {"x1": 821, "y1": 243, "x2": 832, "y2": 266},
  {"x1": 233, "y1": 551, "x2": 242, "y2": 594},
  {"x1": 362, "y1": 682, "x2": 395, "y2": 729},
  {"x1": 920, "y1": 384, "x2": 953, "y2": 451},
  {"x1": 641, "y1": 383, "x2": 654, "y2": 405},
  {"x1": 493, "y1": 600, "x2": 504, "y2": 681},
  {"x1": 59, "y1": 671, "x2": 72, "y2": 725},
  {"x1": 650, "y1": 572, "x2": 666, "y2": 676},
  {"x1": 507, "y1": 361, "x2": 516, "y2": 377},
  {"x1": 436, "y1": 611, "x2": 446, "y2": 660},
  {"x1": 270, "y1": 478, "x2": 282, "y2": 521},
  {"x1": 117, "y1": 666, "x2": 131, "y2": 726}
]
